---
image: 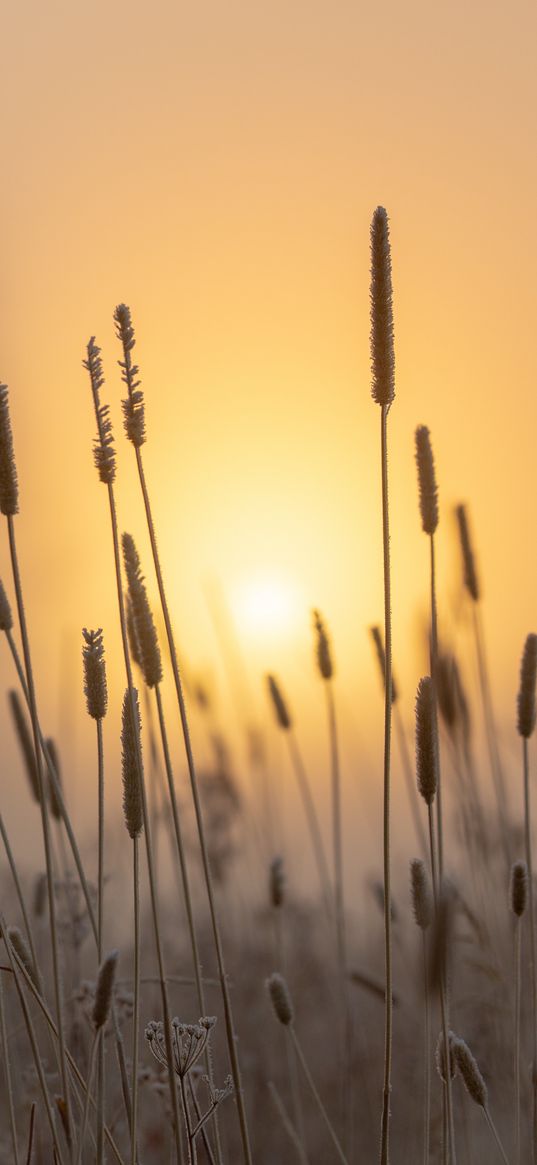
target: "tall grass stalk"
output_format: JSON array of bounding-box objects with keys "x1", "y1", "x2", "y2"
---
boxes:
[
  {"x1": 518, "y1": 633, "x2": 537, "y2": 1163},
  {"x1": 84, "y1": 340, "x2": 183, "y2": 1164},
  {"x1": 510, "y1": 860, "x2": 527, "y2": 1165},
  {"x1": 114, "y1": 305, "x2": 252, "y2": 1165},
  {"x1": 0, "y1": 966, "x2": 19, "y2": 1164}
]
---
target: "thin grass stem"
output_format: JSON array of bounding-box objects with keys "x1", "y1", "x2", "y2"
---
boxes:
[
  {"x1": 483, "y1": 1106, "x2": 511, "y2": 1165},
  {"x1": 289, "y1": 1027, "x2": 349, "y2": 1165},
  {"x1": 0, "y1": 966, "x2": 20, "y2": 1164},
  {"x1": 379, "y1": 403, "x2": 393, "y2": 1165},
  {"x1": 523, "y1": 736, "x2": 537, "y2": 1164}
]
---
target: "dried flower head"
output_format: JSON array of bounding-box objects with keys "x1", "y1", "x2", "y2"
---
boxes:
[
  {"x1": 312, "y1": 609, "x2": 334, "y2": 680},
  {"x1": 8, "y1": 926, "x2": 42, "y2": 994},
  {"x1": 0, "y1": 579, "x2": 13, "y2": 631},
  {"x1": 370, "y1": 207, "x2": 395, "y2": 407},
  {"x1": 82, "y1": 629, "x2": 108, "y2": 720},
  {"x1": 122, "y1": 534, "x2": 162, "y2": 689},
  {"x1": 8, "y1": 689, "x2": 40, "y2": 803},
  {"x1": 266, "y1": 972, "x2": 294, "y2": 1026},
  {"x1": 121, "y1": 689, "x2": 143, "y2": 839},
  {"x1": 114, "y1": 304, "x2": 146, "y2": 448},
  {"x1": 510, "y1": 860, "x2": 528, "y2": 917},
  {"x1": 92, "y1": 950, "x2": 119, "y2": 1029},
  {"x1": 435, "y1": 1030, "x2": 457, "y2": 1083},
  {"x1": 410, "y1": 858, "x2": 432, "y2": 930},
  {"x1": 452, "y1": 1036, "x2": 488, "y2": 1107},
  {"x1": 83, "y1": 339, "x2": 116, "y2": 485},
  {"x1": 517, "y1": 633, "x2": 537, "y2": 739},
  {"x1": 270, "y1": 856, "x2": 285, "y2": 908},
  {"x1": 146, "y1": 1016, "x2": 217, "y2": 1078},
  {"x1": 455, "y1": 504, "x2": 479, "y2": 602},
  {"x1": 370, "y1": 626, "x2": 398, "y2": 702},
  {"x1": 415, "y1": 425, "x2": 438, "y2": 535},
  {"x1": 415, "y1": 677, "x2": 438, "y2": 806},
  {"x1": 0, "y1": 384, "x2": 19, "y2": 515},
  {"x1": 266, "y1": 675, "x2": 292, "y2": 731}
]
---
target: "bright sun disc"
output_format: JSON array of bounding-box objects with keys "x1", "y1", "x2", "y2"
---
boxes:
[{"x1": 235, "y1": 575, "x2": 297, "y2": 637}]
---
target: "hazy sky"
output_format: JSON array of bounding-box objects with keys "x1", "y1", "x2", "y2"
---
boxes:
[{"x1": 1, "y1": 0, "x2": 537, "y2": 875}]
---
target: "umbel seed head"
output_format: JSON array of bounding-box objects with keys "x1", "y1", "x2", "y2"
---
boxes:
[
  {"x1": 370, "y1": 206, "x2": 395, "y2": 408},
  {"x1": 415, "y1": 425, "x2": 438, "y2": 535},
  {"x1": 121, "y1": 689, "x2": 143, "y2": 839},
  {"x1": 452, "y1": 1036, "x2": 488, "y2": 1108},
  {"x1": 267, "y1": 675, "x2": 292, "y2": 731},
  {"x1": 0, "y1": 384, "x2": 19, "y2": 516},
  {"x1": 455, "y1": 504, "x2": 479, "y2": 602},
  {"x1": 92, "y1": 950, "x2": 119, "y2": 1029},
  {"x1": 410, "y1": 858, "x2": 433, "y2": 930},
  {"x1": 266, "y1": 973, "x2": 294, "y2": 1026},
  {"x1": 517, "y1": 633, "x2": 537, "y2": 739},
  {"x1": 415, "y1": 676, "x2": 438, "y2": 806},
  {"x1": 312, "y1": 609, "x2": 333, "y2": 680},
  {"x1": 510, "y1": 860, "x2": 528, "y2": 917}
]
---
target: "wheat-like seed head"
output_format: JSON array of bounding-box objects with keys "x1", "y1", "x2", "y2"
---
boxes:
[
  {"x1": 517, "y1": 633, "x2": 537, "y2": 739},
  {"x1": 266, "y1": 675, "x2": 292, "y2": 731},
  {"x1": 92, "y1": 949, "x2": 119, "y2": 1029},
  {"x1": 452, "y1": 1036, "x2": 488, "y2": 1107},
  {"x1": 435, "y1": 1030, "x2": 458, "y2": 1083},
  {"x1": 510, "y1": 860, "x2": 528, "y2": 917},
  {"x1": 0, "y1": 579, "x2": 13, "y2": 631},
  {"x1": 312, "y1": 609, "x2": 334, "y2": 680},
  {"x1": 83, "y1": 339, "x2": 116, "y2": 485},
  {"x1": 410, "y1": 858, "x2": 433, "y2": 930},
  {"x1": 121, "y1": 688, "x2": 143, "y2": 839},
  {"x1": 266, "y1": 972, "x2": 294, "y2": 1026},
  {"x1": 455, "y1": 504, "x2": 479, "y2": 602},
  {"x1": 370, "y1": 626, "x2": 398, "y2": 702},
  {"x1": 8, "y1": 690, "x2": 40, "y2": 803},
  {"x1": 370, "y1": 207, "x2": 395, "y2": 408},
  {"x1": 0, "y1": 384, "x2": 19, "y2": 516},
  {"x1": 270, "y1": 857, "x2": 285, "y2": 908},
  {"x1": 415, "y1": 676, "x2": 437, "y2": 806},
  {"x1": 114, "y1": 304, "x2": 147, "y2": 448},
  {"x1": 122, "y1": 533, "x2": 162, "y2": 688},
  {"x1": 415, "y1": 425, "x2": 438, "y2": 535},
  {"x1": 82, "y1": 628, "x2": 108, "y2": 720},
  {"x1": 8, "y1": 926, "x2": 42, "y2": 994}
]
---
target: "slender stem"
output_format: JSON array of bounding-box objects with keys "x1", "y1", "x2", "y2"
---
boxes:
[
  {"x1": 133, "y1": 443, "x2": 252, "y2": 1164},
  {"x1": 393, "y1": 704, "x2": 428, "y2": 855},
  {"x1": 429, "y1": 534, "x2": 443, "y2": 882},
  {"x1": 4, "y1": 627, "x2": 133, "y2": 1133},
  {"x1": 483, "y1": 1107, "x2": 511, "y2": 1165},
  {"x1": 427, "y1": 805, "x2": 456, "y2": 1165},
  {"x1": 187, "y1": 1078, "x2": 217, "y2": 1165},
  {"x1": 290, "y1": 1027, "x2": 349, "y2": 1165},
  {"x1": 422, "y1": 932, "x2": 430, "y2": 1165},
  {"x1": 523, "y1": 736, "x2": 537, "y2": 1165},
  {"x1": 267, "y1": 1081, "x2": 309, "y2": 1165},
  {"x1": 325, "y1": 681, "x2": 350, "y2": 1150},
  {"x1": 472, "y1": 604, "x2": 510, "y2": 867},
  {"x1": 6, "y1": 514, "x2": 72, "y2": 1154},
  {"x1": 0, "y1": 967, "x2": 20, "y2": 1165},
  {"x1": 97, "y1": 718, "x2": 105, "y2": 1164},
  {"x1": 379, "y1": 404, "x2": 393, "y2": 1165},
  {"x1": 25, "y1": 1103, "x2": 36, "y2": 1165},
  {"x1": 0, "y1": 814, "x2": 39, "y2": 972},
  {"x1": 131, "y1": 836, "x2": 140, "y2": 1165},
  {"x1": 105, "y1": 481, "x2": 183, "y2": 1164},
  {"x1": 154, "y1": 683, "x2": 223, "y2": 1165},
  {"x1": 179, "y1": 1076, "x2": 195, "y2": 1165},
  {"x1": 286, "y1": 730, "x2": 333, "y2": 922},
  {"x1": 75, "y1": 1032, "x2": 99, "y2": 1165},
  {"x1": 515, "y1": 918, "x2": 521, "y2": 1165}
]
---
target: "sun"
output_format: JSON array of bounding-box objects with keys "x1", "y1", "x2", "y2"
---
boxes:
[{"x1": 233, "y1": 573, "x2": 299, "y2": 639}]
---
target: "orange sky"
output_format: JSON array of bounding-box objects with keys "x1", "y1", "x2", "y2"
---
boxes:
[{"x1": 1, "y1": 0, "x2": 537, "y2": 882}]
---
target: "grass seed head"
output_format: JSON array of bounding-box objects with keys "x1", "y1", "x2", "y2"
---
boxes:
[
  {"x1": 410, "y1": 858, "x2": 433, "y2": 930},
  {"x1": 122, "y1": 533, "x2": 162, "y2": 689},
  {"x1": 8, "y1": 926, "x2": 42, "y2": 994},
  {"x1": 92, "y1": 949, "x2": 119, "y2": 1029},
  {"x1": 0, "y1": 384, "x2": 19, "y2": 516},
  {"x1": 82, "y1": 628, "x2": 108, "y2": 720},
  {"x1": 270, "y1": 857, "x2": 285, "y2": 908},
  {"x1": 8, "y1": 689, "x2": 40, "y2": 803},
  {"x1": 267, "y1": 972, "x2": 294, "y2": 1026},
  {"x1": 84, "y1": 339, "x2": 116, "y2": 485},
  {"x1": 370, "y1": 207, "x2": 395, "y2": 408},
  {"x1": 0, "y1": 579, "x2": 13, "y2": 631},
  {"x1": 121, "y1": 688, "x2": 143, "y2": 839},
  {"x1": 517, "y1": 633, "x2": 537, "y2": 738},
  {"x1": 455, "y1": 504, "x2": 479, "y2": 602},
  {"x1": 435, "y1": 1030, "x2": 458, "y2": 1083},
  {"x1": 415, "y1": 425, "x2": 438, "y2": 535},
  {"x1": 114, "y1": 304, "x2": 146, "y2": 448},
  {"x1": 510, "y1": 860, "x2": 528, "y2": 917},
  {"x1": 370, "y1": 625, "x2": 398, "y2": 702},
  {"x1": 452, "y1": 1036, "x2": 488, "y2": 1107},
  {"x1": 267, "y1": 675, "x2": 292, "y2": 731},
  {"x1": 312, "y1": 609, "x2": 334, "y2": 680},
  {"x1": 415, "y1": 676, "x2": 438, "y2": 806}
]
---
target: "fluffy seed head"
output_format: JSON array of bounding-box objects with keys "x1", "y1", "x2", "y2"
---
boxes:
[
  {"x1": 510, "y1": 860, "x2": 528, "y2": 917},
  {"x1": 415, "y1": 677, "x2": 438, "y2": 806},
  {"x1": 455, "y1": 504, "x2": 479, "y2": 602},
  {"x1": 122, "y1": 534, "x2": 162, "y2": 688},
  {"x1": 92, "y1": 949, "x2": 119, "y2": 1029},
  {"x1": 435, "y1": 1030, "x2": 458, "y2": 1083},
  {"x1": 270, "y1": 857, "x2": 285, "y2": 908},
  {"x1": 121, "y1": 689, "x2": 143, "y2": 839},
  {"x1": 370, "y1": 626, "x2": 398, "y2": 702},
  {"x1": 8, "y1": 690, "x2": 40, "y2": 803},
  {"x1": 415, "y1": 425, "x2": 438, "y2": 535},
  {"x1": 410, "y1": 858, "x2": 433, "y2": 930},
  {"x1": 84, "y1": 339, "x2": 116, "y2": 484},
  {"x1": 312, "y1": 609, "x2": 333, "y2": 680},
  {"x1": 46, "y1": 739, "x2": 62, "y2": 821},
  {"x1": 517, "y1": 633, "x2": 537, "y2": 738},
  {"x1": 370, "y1": 207, "x2": 395, "y2": 407},
  {"x1": 267, "y1": 675, "x2": 292, "y2": 731},
  {"x1": 82, "y1": 629, "x2": 108, "y2": 720},
  {"x1": 8, "y1": 926, "x2": 42, "y2": 994},
  {"x1": 266, "y1": 973, "x2": 294, "y2": 1026},
  {"x1": 452, "y1": 1037, "x2": 488, "y2": 1107},
  {"x1": 0, "y1": 384, "x2": 19, "y2": 515},
  {"x1": 114, "y1": 304, "x2": 146, "y2": 448},
  {"x1": 0, "y1": 579, "x2": 13, "y2": 631}
]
